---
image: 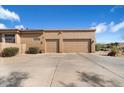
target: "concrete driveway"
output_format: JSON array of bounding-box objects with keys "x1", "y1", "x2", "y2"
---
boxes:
[{"x1": 0, "y1": 53, "x2": 124, "y2": 87}]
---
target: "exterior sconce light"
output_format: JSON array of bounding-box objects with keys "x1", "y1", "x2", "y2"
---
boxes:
[
  {"x1": 58, "y1": 31, "x2": 62, "y2": 35},
  {"x1": 91, "y1": 40, "x2": 94, "y2": 44}
]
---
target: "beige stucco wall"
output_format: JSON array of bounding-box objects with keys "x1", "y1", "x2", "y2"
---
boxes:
[
  {"x1": 0, "y1": 43, "x2": 26, "y2": 54},
  {"x1": 43, "y1": 31, "x2": 62, "y2": 53},
  {"x1": 16, "y1": 33, "x2": 21, "y2": 44},
  {"x1": 0, "y1": 30, "x2": 95, "y2": 53},
  {"x1": 19, "y1": 30, "x2": 95, "y2": 53},
  {"x1": 0, "y1": 31, "x2": 26, "y2": 54},
  {"x1": 43, "y1": 31, "x2": 95, "y2": 53},
  {"x1": 20, "y1": 33, "x2": 42, "y2": 51}
]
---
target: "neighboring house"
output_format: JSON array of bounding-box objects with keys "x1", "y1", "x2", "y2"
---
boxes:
[{"x1": 0, "y1": 29, "x2": 96, "y2": 53}]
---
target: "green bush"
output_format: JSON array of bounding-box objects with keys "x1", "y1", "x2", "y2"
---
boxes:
[
  {"x1": 27, "y1": 47, "x2": 39, "y2": 54},
  {"x1": 111, "y1": 46, "x2": 117, "y2": 53},
  {"x1": 95, "y1": 44, "x2": 101, "y2": 51},
  {"x1": 107, "y1": 46, "x2": 117, "y2": 56},
  {"x1": 2, "y1": 47, "x2": 19, "y2": 57}
]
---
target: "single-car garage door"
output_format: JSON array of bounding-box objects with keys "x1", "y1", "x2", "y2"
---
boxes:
[
  {"x1": 46, "y1": 39, "x2": 59, "y2": 53},
  {"x1": 63, "y1": 39, "x2": 91, "y2": 53}
]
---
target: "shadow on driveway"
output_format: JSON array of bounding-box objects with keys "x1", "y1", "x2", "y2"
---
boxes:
[
  {"x1": 77, "y1": 71, "x2": 121, "y2": 87},
  {"x1": 59, "y1": 81, "x2": 76, "y2": 87},
  {"x1": 59, "y1": 71, "x2": 121, "y2": 87},
  {"x1": 0, "y1": 72, "x2": 29, "y2": 87}
]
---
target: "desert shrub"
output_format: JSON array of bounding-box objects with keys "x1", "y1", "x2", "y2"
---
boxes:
[
  {"x1": 95, "y1": 44, "x2": 108, "y2": 51},
  {"x1": 107, "y1": 51, "x2": 116, "y2": 56},
  {"x1": 95, "y1": 44, "x2": 102, "y2": 51},
  {"x1": 2, "y1": 47, "x2": 19, "y2": 57},
  {"x1": 107, "y1": 46, "x2": 117, "y2": 56},
  {"x1": 26, "y1": 47, "x2": 39, "y2": 54},
  {"x1": 111, "y1": 46, "x2": 117, "y2": 52},
  {"x1": 122, "y1": 47, "x2": 124, "y2": 52}
]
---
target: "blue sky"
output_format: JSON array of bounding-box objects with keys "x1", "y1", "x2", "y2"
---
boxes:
[{"x1": 0, "y1": 5, "x2": 124, "y2": 43}]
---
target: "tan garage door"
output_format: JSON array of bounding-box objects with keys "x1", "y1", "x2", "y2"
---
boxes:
[
  {"x1": 46, "y1": 39, "x2": 59, "y2": 53},
  {"x1": 63, "y1": 39, "x2": 91, "y2": 53}
]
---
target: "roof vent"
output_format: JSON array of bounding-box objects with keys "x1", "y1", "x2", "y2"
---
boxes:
[{"x1": 20, "y1": 28, "x2": 24, "y2": 31}]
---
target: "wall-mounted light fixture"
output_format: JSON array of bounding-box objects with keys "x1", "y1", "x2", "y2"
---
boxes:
[
  {"x1": 91, "y1": 40, "x2": 94, "y2": 44},
  {"x1": 58, "y1": 31, "x2": 62, "y2": 35}
]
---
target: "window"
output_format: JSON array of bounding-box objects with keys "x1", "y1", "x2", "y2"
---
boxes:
[{"x1": 5, "y1": 34, "x2": 15, "y2": 43}]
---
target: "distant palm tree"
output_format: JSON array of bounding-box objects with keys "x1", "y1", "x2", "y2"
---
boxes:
[
  {"x1": 114, "y1": 42, "x2": 119, "y2": 47},
  {"x1": 115, "y1": 42, "x2": 119, "y2": 47},
  {"x1": 110, "y1": 42, "x2": 119, "y2": 47}
]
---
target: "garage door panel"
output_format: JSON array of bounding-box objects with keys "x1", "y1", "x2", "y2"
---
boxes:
[
  {"x1": 63, "y1": 39, "x2": 90, "y2": 53},
  {"x1": 46, "y1": 39, "x2": 59, "y2": 53}
]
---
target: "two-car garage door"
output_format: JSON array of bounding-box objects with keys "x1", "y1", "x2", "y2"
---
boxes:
[
  {"x1": 46, "y1": 39, "x2": 91, "y2": 53},
  {"x1": 63, "y1": 39, "x2": 90, "y2": 53}
]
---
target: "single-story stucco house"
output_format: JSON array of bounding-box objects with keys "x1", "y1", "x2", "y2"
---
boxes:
[{"x1": 0, "y1": 29, "x2": 96, "y2": 53}]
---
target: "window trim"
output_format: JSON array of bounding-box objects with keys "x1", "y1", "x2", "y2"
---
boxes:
[{"x1": 5, "y1": 34, "x2": 15, "y2": 43}]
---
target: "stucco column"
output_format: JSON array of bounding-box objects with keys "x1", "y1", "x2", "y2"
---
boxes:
[
  {"x1": 92, "y1": 33, "x2": 96, "y2": 53},
  {"x1": 1, "y1": 34, "x2": 5, "y2": 51},
  {"x1": 42, "y1": 32, "x2": 46, "y2": 53},
  {"x1": 59, "y1": 31, "x2": 63, "y2": 53},
  {"x1": 92, "y1": 40, "x2": 96, "y2": 53},
  {"x1": 2, "y1": 34, "x2": 5, "y2": 43},
  {"x1": 91, "y1": 39, "x2": 95, "y2": 53},
  {"x1": 15, "y1": 33, "x2": 21, "y2": 44}
]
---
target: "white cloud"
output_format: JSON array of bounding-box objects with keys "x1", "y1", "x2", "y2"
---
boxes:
[
  {"x1": 15, "y1": 25, "x2": 25, "y2": 30},
  {"x1": 109, "y1": 21, "x2": 124, "y2": 32},
  {"x1": 0, "y1": 23, "x2": 7, "y2": 29},
  {"x1": 90, "y1": 23, "x2": 107, "y2": 33},
  {"x1": 110, "y1": 5, "x2": 124, "y2": 12},
  {"x1": 0, "y1": 6, "x2": 20, "y2": 21},
  {"x1": 91, "y1": 21, "x2": 124, "y2": 33}
]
